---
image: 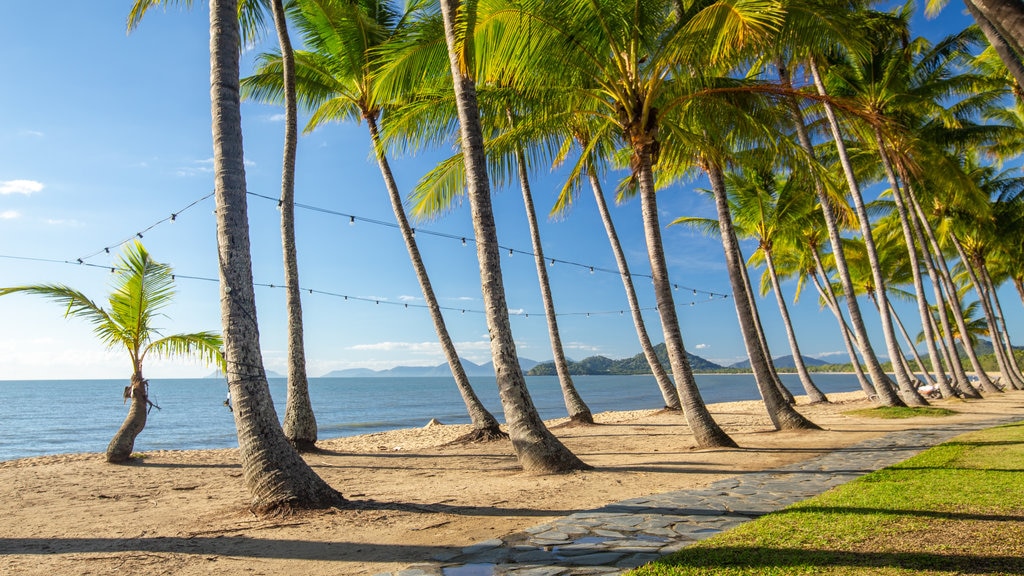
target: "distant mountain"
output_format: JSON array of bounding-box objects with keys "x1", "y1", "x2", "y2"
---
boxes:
[
  {"x1": 728, "y1": 354, "x2": 829, "y2": 369},
  {"x1": 322, "y1": 357, "x2": 538, "y2": 378},
  {"x1": 526, "y1": 343, "x2": 723, "y2": 376}
]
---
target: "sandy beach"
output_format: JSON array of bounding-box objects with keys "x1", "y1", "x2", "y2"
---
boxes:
[{"x1": 1, "y1": 390, "x2": 1021, "y2": 575}]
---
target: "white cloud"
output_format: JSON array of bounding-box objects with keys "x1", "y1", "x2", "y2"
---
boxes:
[
  {"x1": 0, "y1": 210, "x2": 19, "y2": 219},
  {"x1": 45, "y1": 218, "x2": 83, "y2": 226},
  {"x1": 398, "y1": 295, "x2": 420, "y2": 302},
  {"x1": 268, "y1": 113, "x2": 286, "y2": 122},
  {"x1": 695, "y1": 343, "x2": 709, "y2": 350},
  {"x1": 349, "y1": 341, "x2": 439, "y2": 352},
  {"x1": 19, "y1": 129, "x2": 44, "y2": 138},
  {"x1": 0, "y1": 179, "x2": 44, "y2": 195}
]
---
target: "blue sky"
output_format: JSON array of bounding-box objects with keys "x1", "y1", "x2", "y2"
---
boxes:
[{"x1": 0, "y1": 2, "x2": 1015, "y2": 380}]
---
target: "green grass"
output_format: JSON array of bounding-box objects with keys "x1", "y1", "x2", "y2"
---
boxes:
[
  {"x1": 629, "y1": 421, "x2": 1024, "y2": 576},
  {"x1": 843, "y1": 406, "x2": 959, "y2": 419}
]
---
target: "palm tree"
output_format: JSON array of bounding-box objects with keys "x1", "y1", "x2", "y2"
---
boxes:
[
  {"x1": 700, "y1": 159, "x2": 820, "y2": 430},
  {"x1": 722, "y1": 165, "x2": 829, "y2": 403},
  {"x1": 267, "y1": 0, "x2": 319, "y2": 452},
  {"x1": 0, "y1": 242, "x2": 223, "y2": 463},
  {"x1": 242, "y1": 0, "x2": 505, "y2": 440},
  {"x1": 484, "y1": 0, "x2": 799, "y2": 448},
  {"x1": 131, "y1": 0, "x2": 319, "y2": 451},
  {"x1": 926, "y1": 0, "x2": 1024, "y2": 90},
  {"x1": 437, "y1": 0, "x2": 588, "y2": 472},
  {"x1": 129, "y1": 0, "x2": 344, "y2": 512},
  {"x1": 772, "y1": 51, "x2": 905, "y2": 407}
]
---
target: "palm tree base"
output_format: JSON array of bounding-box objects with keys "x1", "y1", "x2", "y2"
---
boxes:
[
  {"x1": 446, "y1": 425, "x2": 510, "y2": 445},
  {"x1": 289, "y1": 439, "x2": 318, "y2": 453}
]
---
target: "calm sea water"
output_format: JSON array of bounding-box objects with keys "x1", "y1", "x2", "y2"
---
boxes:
[{"x1": 0, "y1": 373, "x2": 862, "y2": 461}]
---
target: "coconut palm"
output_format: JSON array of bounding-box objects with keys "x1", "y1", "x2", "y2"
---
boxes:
[
  {"x1": 926, "y1": 0, "x2": 1024, "y2": 90},
  {"x1": 129, "y1": 0, "x2": 344, "y2": 511},
  {"x1": 131, "y1": 0, "x2": 320, "y2": 451},
  {"x1": 436, "y1": 0, "x2": 588, "y2": 472},
  {"x1": 768, "y1": 5, "x2": 906, "y2": 407},
  {"x1": 0, "y1": 242, "x2": 223, "y2": 463},
  {"x1": 478, "y1": 0, "x2": 802, "y2": 447},
  {"x1": 721, "y1": 165, "x2": 829, "y2": 403},
  {"x1": 242, "y1": 0, "x2": 505, "y2": 440}
]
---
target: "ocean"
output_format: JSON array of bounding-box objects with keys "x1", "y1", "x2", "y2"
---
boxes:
[{"x1": 0, "y1": 373, "x2": 863, "y2": 462}]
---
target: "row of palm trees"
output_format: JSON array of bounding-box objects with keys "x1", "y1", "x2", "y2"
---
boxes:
[{"x1": 118, "y1": 0, "x2": 1022, "y2": 513}]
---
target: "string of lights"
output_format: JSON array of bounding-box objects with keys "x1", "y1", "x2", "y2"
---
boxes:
[
  {"x1": 246, "y1": 190, "x2": 730, "y2": 299},
  {"x1": 75, "y1": 193, "x2": 215, "y2": 263},
  {"x1": 2, "y1": 188, "x2": 731, "y2": 318}
]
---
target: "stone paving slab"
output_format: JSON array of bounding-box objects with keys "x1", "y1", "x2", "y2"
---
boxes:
[{"x1": 374, "y1": 414, "x2": 1019, "y2": 576}]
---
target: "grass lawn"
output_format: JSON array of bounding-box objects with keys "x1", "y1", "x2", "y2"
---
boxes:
[{"x1": 629, "y1": 420, "x2": 1024, "y2": 576}]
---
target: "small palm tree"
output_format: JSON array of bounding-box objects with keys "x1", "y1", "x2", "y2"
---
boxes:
[{"x1": 0, "y1": 242, "x2": 223, "y2": 463}]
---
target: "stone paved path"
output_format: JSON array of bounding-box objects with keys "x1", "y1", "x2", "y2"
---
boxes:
[{"x1": 376, "y1": 414, "x2": 1020, "y2": 576}]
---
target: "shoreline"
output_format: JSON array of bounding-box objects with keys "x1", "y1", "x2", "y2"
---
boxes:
[{"x1": 2, "y1": 390, "x2": 1021, "y2": 576}]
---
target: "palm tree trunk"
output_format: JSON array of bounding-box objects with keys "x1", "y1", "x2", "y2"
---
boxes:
[
  {"x1": 270, "y1": 0, "x2": 317, "y2": 452},
  {"x1": 763, "y1": 249, "x2": 828, "y2": 403},
  {"x1": 366, "y1": 116, "x2": 504, "y2": 438},
  {"x1": 635, "y1": 151, "x2": 736, "y2": 447},
  {"x1": 513, "y1": 139, "x2": 593, "y2": 424},
  {"x1": 965, "y1": 0, "x2": 1024, "y2": 93},
  {"x1": 886, "y1": 299, "x2": 931, "y2": 384},
  {"x1": 783, "y1": 59, "x2": 902, "y2": 406},
  {"x1": 966, "y1": 0, "x2": 1024, "y2": 58},
  {"x1": 439, "y1": 0, "x2": 587, "y2": 471},
  {"x1": 706, "y1": 161, "x2": 819, "y2": 430},
  {"x1": 904, "y1": 181, "x2": 970, "y2": 399},
  {"x1": 946, "y1": 233, "x2": 1011, "y2": 389},
  {"x1": 736, "y1": 249, "x2": 796, "y2": 404},
  {"x1": 952, "y1": 235, "x2": 1023, "y2": 390},
  {"x1": 810, "y1": 58, "x2": 926, "y2": 406},
  {"x1": 210, "y1": 0, "x2": 342, "y2": 512},
  {"x1": 906, "y1": 188, "x2": 994, "y2": 394},
  {"x1": 586, "y1": 170, "x2": 680, "y2": 410},
  {"x1": 878, "y1": 146, "x2": 941, "y2": 388},
  {"x1": 980, "y1": 265, "x2": 1024, "y2": 389},
  {"x1": 810, "y1": 266, "x2": 876, "y2": 397},
  {"x1": 1015, "y1": 278, "x2": 1024, "y2": 310},
  {"x1": 106, "y1": 373, "x2": 150, "y2": 463}
]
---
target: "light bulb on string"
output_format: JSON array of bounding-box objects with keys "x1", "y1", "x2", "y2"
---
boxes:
[{"x1": 349, "y1": 215, "x2": 355, "y2": 226}]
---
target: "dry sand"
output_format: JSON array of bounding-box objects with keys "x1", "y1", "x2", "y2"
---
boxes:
[{"x1": 1, "y1": 390, "x2": 1021, "y2": 575}]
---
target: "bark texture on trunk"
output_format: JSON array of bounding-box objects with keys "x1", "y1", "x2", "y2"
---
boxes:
[
  {"x1": 810, "y1": 265, "x2": 876, "y2": 397},
  {"x1": 210, "y1": 0, "x2": 343, "y2": 512},
  {"x1": 514, "y1": 142, "x2": 593, "y2": 424},
  {"x1": 439, "y1": 0, "x2": 587, "y2": 471},
  {"x1": 779, "y1": 60, "x2": 901, "y2": 406},
  {"x1": 810, "y1": 58, "x2": 924, "y2": 405},
  {"x1": 706, "y1": 162, "x2": 819, "y2": 430},
  {"x1": 906, "y1": 188, "x2": 995, "y2": 395},
  {"x1": 763, "y1": 250, "x2": 827, "y2": 403},
  {"x1": 271, "y1": 0, "x2": 318, "y2": 452},
  {"x1": 965, "y1": 0, "x2": 1024, "y2": 93},
  {"x1": 106, "y1": 373, "x2": 150, "y2": 463},
  {"x1": 367, "y1": 117, "x2": 503, "y2": 437},
  {"x1": 586, "y1": 170, "x2": 680, "y2": 410},
  {"x1": 968, "y1": 0, "x2": 1024, "y2": 56},
  {"x1": 636, "y1": 152, "x2": 736, "y2": 448}
]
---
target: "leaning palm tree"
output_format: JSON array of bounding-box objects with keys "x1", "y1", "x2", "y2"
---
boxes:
[
  {"x1": 481, "y1": 0, "x2": 797, "y2": 448},
  {"x1": 242, "y1": 0, "x2": 505, "y2": 440},
  {"x1": 0, "y1": 242, "x2": 223, "y2": 463},
  {"x1": 129, "y1": 0, "x2": 344, "y2": 512},
  {"x1": 131, "y1": 0, "x2": 320, "y2": 452},
  {"x1": 435, "y1": 0, "x2": 588, "y2": 472},
  {"x1": 926, "y1": 0, "x2": 1024, "y2": 90},
  {"x1": 723, "y1": 165, "x2": 829, "y2": 403}
]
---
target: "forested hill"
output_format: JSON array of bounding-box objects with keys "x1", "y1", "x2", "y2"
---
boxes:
[{"x1": 526, "y1": 343, "x2": 723, "y2": 376}]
